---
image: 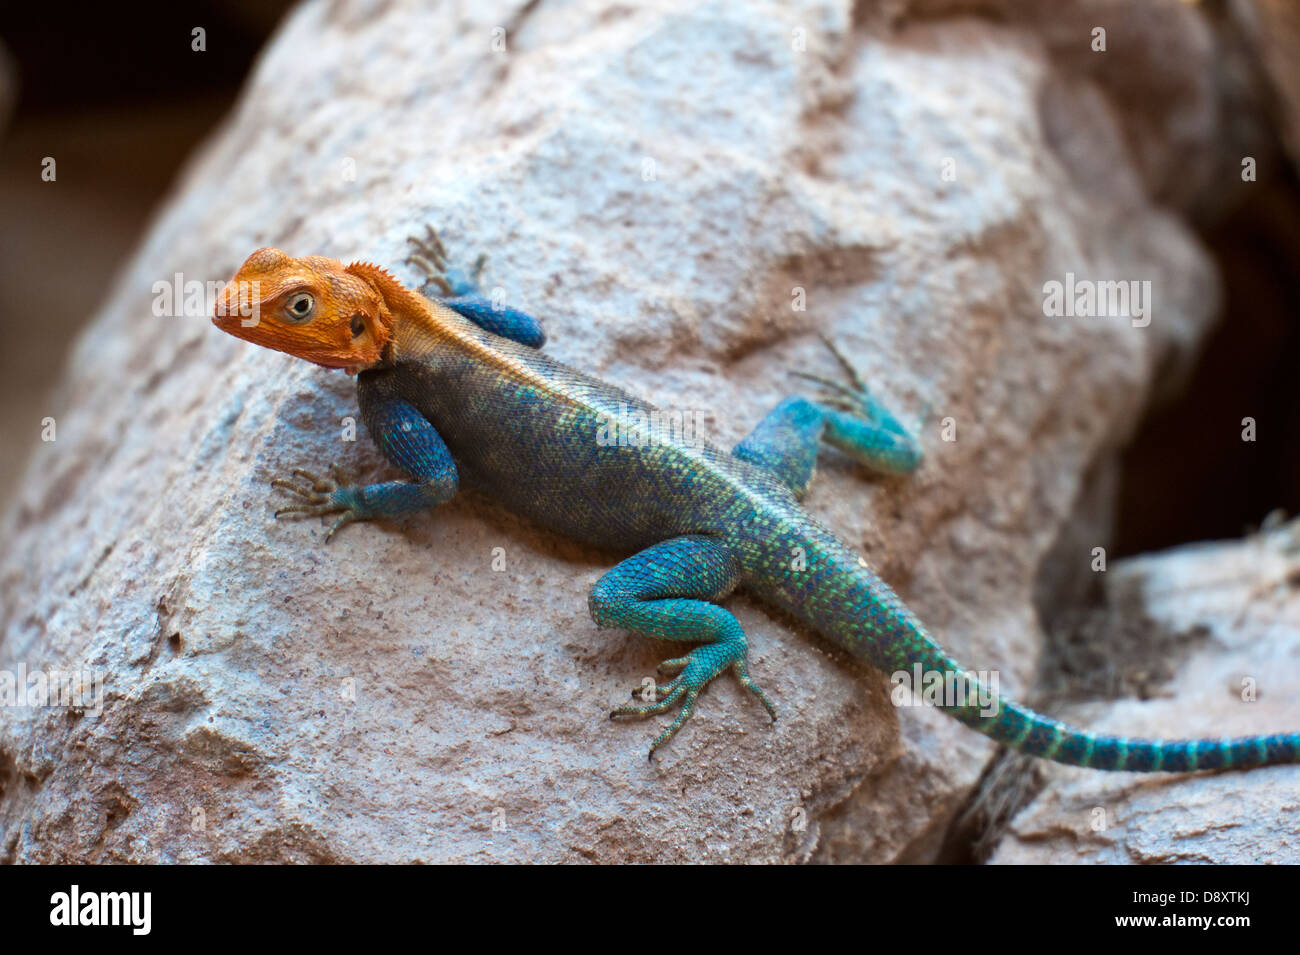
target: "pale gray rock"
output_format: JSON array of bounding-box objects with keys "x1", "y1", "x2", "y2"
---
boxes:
[{"x1": 0, "y1": 0, "x2": 1269, "y2": 863}]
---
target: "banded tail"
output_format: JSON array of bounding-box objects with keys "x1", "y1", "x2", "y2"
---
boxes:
[
  {"x1": 790, "y1": 533, "x2": 1300, "y2": 773},
  {"x1": 903, "y1": 640, "x2": 1299, "y2": 772}
]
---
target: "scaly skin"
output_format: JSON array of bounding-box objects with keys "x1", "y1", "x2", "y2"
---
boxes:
[{"x1": 211, "y1": 230, "x2": 1299, "y2": 769}]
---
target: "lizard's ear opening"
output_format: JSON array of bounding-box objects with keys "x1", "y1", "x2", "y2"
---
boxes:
[
  {"x1": 340, "y1": 299, "x2": 392, "y2": 372},
  {"x1": 348, "y1": 302, "x2": 389, "y2": 340}
]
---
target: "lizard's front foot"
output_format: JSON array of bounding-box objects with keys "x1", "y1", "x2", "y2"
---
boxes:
[
  {"x1": 406, "y1": 225, "x2": 485, "y2": 298},
  {"x1": 610, "y1": 640, "x2": 777, "y2": 759},
  {"x1": 271, "y1": 465, "x2": 370, "y2": 542}
]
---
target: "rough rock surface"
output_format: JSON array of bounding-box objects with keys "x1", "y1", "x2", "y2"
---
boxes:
[
  {"x1": 992, "y1": 525, "x2": 1300, "y2": 864},
  {"x1": 0, "y1": 0, "x2": 1281, "y2": 863}
]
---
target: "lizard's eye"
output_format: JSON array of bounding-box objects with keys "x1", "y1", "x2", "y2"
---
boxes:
[
  {"x1": 349, "y1": 313, "x2": 366, "y2": 337},
  {"x1": 284, "y1": 292, "x2": 314, "y2": 322}
]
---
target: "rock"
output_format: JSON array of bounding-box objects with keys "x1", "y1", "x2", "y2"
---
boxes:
[
  {"x1": 1240, "y1": 0, "x2": 1300, "y2": 171},
  {"x1": 0, "y1": 0, "x2": 1263, "y2": 862},
  {"x1": 991, "y1": 524, "x2": 1300, "y2": 864}
]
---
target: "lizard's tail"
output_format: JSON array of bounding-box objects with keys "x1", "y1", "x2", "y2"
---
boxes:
[
  {"x1": 779, "y1": 531, "x2": 1300, "y2": 772},
  {"x1": 894, "y1": 636, "x2": 1299, "y2": 771}
]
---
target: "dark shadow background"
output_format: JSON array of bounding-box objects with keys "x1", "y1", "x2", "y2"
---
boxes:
[
  {"x1": 0, "y1": 1, "x2": 293, "y2": 505},
  {"x1": 1114, "y1": 167, "x2": 1300, "y2": 552},
  {"x1": 2, "y1": 1, "x2": 1299, "y2": 555}
]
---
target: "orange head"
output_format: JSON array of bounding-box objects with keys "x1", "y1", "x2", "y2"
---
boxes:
[{"x1": 212, "y1": 247, "x2": 395, "y2": 373}]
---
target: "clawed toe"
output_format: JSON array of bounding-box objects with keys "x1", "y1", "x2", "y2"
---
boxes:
[
  {"x1": 271, "y1": 466, "x2": 345, "y2": 502},
  {"x1": 271, "y1": 469, "x2": 337, "y2": 512},
  {"x1": 611, "y1": 684, "x2": 685, "y2": 720},
  {"x1": 628, "y1": 675, "x2": 683, "y2": 700},
  {"x1": 736, "y1": 663, "x2": 778, "y2": 722},
  {"x1": 407, "y1": 224, "x2": 449, "y2": 262},
  {"x1": 656, "y1": 655, "x2": 690, "y2": 675},
  {"x1": 645, "y1": 689, "x2": 702, "y2": 757},
  {"x1": 791, "y1": 336, "x2": 915, "y2": 438},
  {"x1": 406, "y1": 226, "x2": 453, "y2": 295},
  {"x1": 273, "y1": 502, "x2": 341, "y2": 518},
  {"x1": 816, "y1": 332, "x2": 868, "y2": 392},
  {"x1": 406, "y1": 226, "x2": 485, "y2": 298},
  {"x1": 270, "y1": 479, "x2": 312, "y2": 501},
  {"x1": 790, "y1": 339, "x2": 876, "y2": 418},
  {"x1": 269, "y1": 465, "x2": 363, "y2": 542}
]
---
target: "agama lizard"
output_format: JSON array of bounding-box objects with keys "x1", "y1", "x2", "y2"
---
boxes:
[{"x1": 210, "y1": 230, "x2": 1299, "y2": 771}]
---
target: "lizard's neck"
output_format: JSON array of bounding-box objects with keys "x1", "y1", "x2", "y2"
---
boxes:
[
  {"x1": 344, "y1": 260, "x2": 454, "y2": 371},
  {"x1": 344, "y1": 260, "x2": 510, "y2": 365}
]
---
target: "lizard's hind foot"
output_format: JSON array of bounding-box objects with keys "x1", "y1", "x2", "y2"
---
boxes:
[
  {"x1": 609, "y1": 642, "x2": 777, "y2": 759},
  {"x1": 791, "y1": 334, "x2": 913, "y2": 434},
  {"x1": 788, "y1": 334, "x2": 923, "y2": 476},
  {"x1": 591, "y1": 535, "x2": 776, "y2": 758}
]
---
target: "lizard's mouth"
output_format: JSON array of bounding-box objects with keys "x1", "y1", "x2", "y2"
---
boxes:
[
  {"x1": 211, "y1": 311, "x2": 240, "y2": 332},
  {"x1": 211, "y1": 282, "x2": 265, "y2": 335},
  {"x1": 211, "y1": 308, "x2": 376, "y2": 374}
]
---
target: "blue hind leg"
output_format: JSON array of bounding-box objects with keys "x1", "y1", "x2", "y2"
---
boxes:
[
  {"x1": 733, "y1": 336, "x2": 922, "y2": 497},
  {"x1": 405, "y1": 226, "x2": 546, "y2": 347},
  {"x1": 593, "y1": 535, "x2": 777, "y2": 757}
]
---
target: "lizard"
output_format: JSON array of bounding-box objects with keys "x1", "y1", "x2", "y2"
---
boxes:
[{"x1": 209, "y1": 228, "x2": 1299, "y2": 771}]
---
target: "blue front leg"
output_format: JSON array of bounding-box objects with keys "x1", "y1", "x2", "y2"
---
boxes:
[{"x1": 272, "y1": 378, "x2": 458, "y2": 541}]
